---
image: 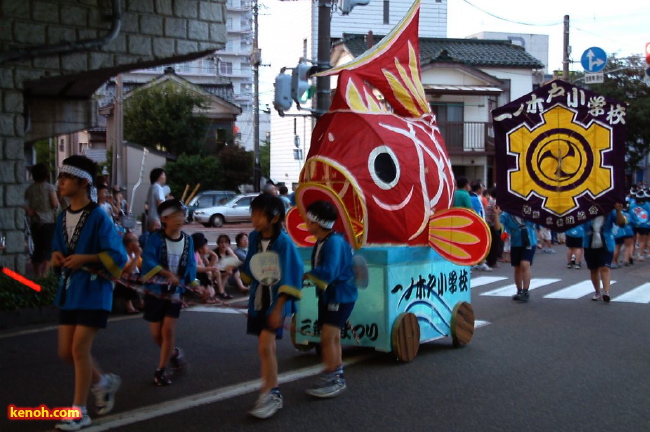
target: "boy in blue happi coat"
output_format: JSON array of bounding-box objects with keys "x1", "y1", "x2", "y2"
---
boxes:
[
  {"x1": 141, "y1": 199, "x2": 198, "y2": 386},
  {"x1": 303, "y1": 200, "x2": 358, "y2": 398}
]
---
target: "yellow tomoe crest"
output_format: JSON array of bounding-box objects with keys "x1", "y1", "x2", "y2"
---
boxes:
[{"x1": 507, "y1": 105, "x2": 613, "y2": 216}]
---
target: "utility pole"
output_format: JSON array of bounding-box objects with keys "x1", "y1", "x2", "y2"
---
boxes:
[
  {"x1": 252, "y1": 0, "x2": 262, "y2": 192},
  {"x1": 563, "y1": 15, "x2": 570, "y2": 81},
  {"x1": 113, "y1": 73, "x2": 124, "y2": 188},
  {"x1": 315, "y1": 0, "x2": 332, "y2": 118}
]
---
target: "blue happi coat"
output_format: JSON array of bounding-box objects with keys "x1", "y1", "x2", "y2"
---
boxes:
[{"x1": 52, "y1": 203, "x2": 127, "y2": 311}]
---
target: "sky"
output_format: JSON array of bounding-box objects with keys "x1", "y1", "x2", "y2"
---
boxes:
[
  {"x1": 447, "y1": 0, "x2": 649, "y2": 73},
  {"x1": 258, "y1": 0, "x2": 650, "y2": 107}
]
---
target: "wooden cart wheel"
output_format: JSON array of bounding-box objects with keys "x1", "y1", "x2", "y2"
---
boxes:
[
  {"x1": 450, "y1": 302, "x2": 475, "y2": 348},
  {"x1": 291, "y1": 315, "x2": 315, "y2": 352},
  {"x1": 391, "y1": 312, "x2": 420, "y2": 362}
]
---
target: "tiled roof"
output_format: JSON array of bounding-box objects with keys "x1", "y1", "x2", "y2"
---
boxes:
[{"x1": 339, "y1": 34, "x2": 545, "y2": 69}]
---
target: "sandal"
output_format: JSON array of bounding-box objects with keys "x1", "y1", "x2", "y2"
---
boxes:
[{"x1": 218, "y1": 292, "x2": 233, "y2": 300}]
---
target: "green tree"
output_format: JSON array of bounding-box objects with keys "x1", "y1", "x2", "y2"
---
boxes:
[
  {"x1": 164, "y1": 154, "x2": 225, "y2": 199},
  {"x1": 260, "y1": 137, "x2": 270, "y2": 179},
  {"x1": 32, "y1": 139, "x2": 56, "y2": 182},
  {"x1": 218, "y1": 144, "x2": 254, "y2": 191},
  {"x1": 123, "y1": 82, "x2": 210, "y2": 155},
  {"x1": 577, "y1": 55, "x2": 650, "y2": 177}
]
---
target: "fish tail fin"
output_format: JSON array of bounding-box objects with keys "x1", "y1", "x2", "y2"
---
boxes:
[{"x1": 427, "y1": 208, "x2": 491, "y2": 265}]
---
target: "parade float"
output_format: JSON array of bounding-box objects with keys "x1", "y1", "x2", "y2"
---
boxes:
[{"x1": 285, "y1": 0, "x2": 490, "y2": 361}]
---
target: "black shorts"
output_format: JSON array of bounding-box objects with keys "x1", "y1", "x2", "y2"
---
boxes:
[
  {"x1": 614, "y1": 236, "x2": 632, "y2": 245},
  {"x1": 59, "y1": 309, "x2": 110, "y2": 329},
  {"x1": 510, "y1": 246, "x2": 535, "y2": 266},
  {"x1": 584, "y1": 247, "x2": 613, "y2": 270},
  {"x1": 143, "y1": 294, "x2": 181, "y2": 322},
  {"x1": 634, "y1": 227, "x2": 650, "y2": 235},
  {"x1": 565, "y1": 235, "x2": 583, "y2": 248},
  {"x1": 318, "y1": 300, "x2": 355, "y2": 329},
  {"x1": 246, "y1": 311, "x2": 283, "y2": 339}
]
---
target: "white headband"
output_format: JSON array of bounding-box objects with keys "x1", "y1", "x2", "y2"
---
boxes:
[
  {"x1": 59, "y1": 164, "x2": 97, "y2": 202},
  {"x1": 160, "y1": 203, "x2": 187, "y2": 218},
  {"x1": 307, "y1": 211, "x2": 335, "y2": 229}
]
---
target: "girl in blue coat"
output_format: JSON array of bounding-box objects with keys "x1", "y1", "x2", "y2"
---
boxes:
[
  {"x1": 51, "y1": 156, "x2": 127, "y2": 431},
  {"x1": 240, "y1": 193, "x2": 304, "y2": 419}
]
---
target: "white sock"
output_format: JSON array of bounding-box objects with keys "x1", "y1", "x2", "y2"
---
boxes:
[{"x1": 72, "y1": 405, "x2": 87, "y2": 415}]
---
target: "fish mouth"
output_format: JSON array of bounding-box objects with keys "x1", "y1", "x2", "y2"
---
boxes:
[{"x1": 299, "y1": 156, "x2": 367, "y2": 248}]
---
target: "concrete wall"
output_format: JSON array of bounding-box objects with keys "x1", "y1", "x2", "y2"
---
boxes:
[{"x1": 0, "y1": 0, "x2": 227, "y2": 273}]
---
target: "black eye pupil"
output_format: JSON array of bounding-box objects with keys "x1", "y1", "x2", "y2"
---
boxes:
[{"x1": 374, "y1": 153, "x2": 397, "y2": 184}]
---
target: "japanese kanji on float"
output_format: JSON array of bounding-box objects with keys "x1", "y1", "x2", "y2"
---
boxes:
[{"x1": 285, "y1": 0, "x2": 490, "y2": 361}]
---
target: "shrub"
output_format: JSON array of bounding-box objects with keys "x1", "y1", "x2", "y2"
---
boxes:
[{"x1": 0, "y1": 272, "x2": 58, "y2": 311}]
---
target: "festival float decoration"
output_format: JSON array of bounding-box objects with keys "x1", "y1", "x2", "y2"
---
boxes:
[
  {"x1": 286, "y1": 0, "x2": 489, "y2": 361},
  {"x1": 493, "y1": 80, "x2": 627, "y2": 231}
]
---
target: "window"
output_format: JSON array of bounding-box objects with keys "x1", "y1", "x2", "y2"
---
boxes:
[
  {"x1": 430, "y1": 103, "x2": 464, "y2": 149},
  {"x1": 220, "y1": 61, "x2": 233, "y2": 75},
  {"x1": 383, "y1": 0, "x2": 390, "y2": 25}
]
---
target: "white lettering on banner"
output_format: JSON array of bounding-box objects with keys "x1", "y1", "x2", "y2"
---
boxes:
[{"x1": 494, "y1": 82, "x2": 625, "y2": 125}]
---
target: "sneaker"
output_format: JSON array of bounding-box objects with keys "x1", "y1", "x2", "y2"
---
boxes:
[
  {"x1": 154, "y1": 368, "x2": 172, "y2": 386},
  {"x1": 480, "y1": 263, "x2": 493, "y2": 272},
  {"x1": 512, "y1": 290, "x2": 523, "y2": 301},
  {"x1": 306, "y1": 372, "x2": 347, "y2": 398},
  {"x1": 610, "y1": 263, "x2": 619, "y2": 269},
  {"x1": 567, "y1": 262, "x2": 573, "y2": 269},
  {"x1": 574, "y1": 263, "x2": 582, "y2": 270},
  {"x1": 248, "y1": 389, "x2": 283, "y2": 419},
  {"x1": 592, "y1": 292, "x2": 602, "y2": 301},
  {"x1": 55, "y1": 414, "x2": 91, "y2": 431},
  {"x1": 170, "y1": 347, "x2": 188, "y2": 374},
  {"x1": 602, "y1": 292, "x2": 611, "y2": 303},
  {"x1": 92, "y1": 373, "x2": 121, "y2": 415},
  {"x1": 518, "y1": 290, "x2": 530, "y2": 302}
]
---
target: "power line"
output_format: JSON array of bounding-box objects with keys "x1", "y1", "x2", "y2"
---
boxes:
[{"x1": 460, "y1": 0, "x2": 561, "y2": 27}]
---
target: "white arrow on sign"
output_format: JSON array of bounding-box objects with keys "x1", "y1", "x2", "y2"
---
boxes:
[{"x1": 587, "y1": 49, "x2": 605, "y2": 72}]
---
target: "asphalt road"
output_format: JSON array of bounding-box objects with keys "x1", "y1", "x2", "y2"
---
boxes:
[{"x1": 2, "y1": 244, "x2": 649, "y2": 432}]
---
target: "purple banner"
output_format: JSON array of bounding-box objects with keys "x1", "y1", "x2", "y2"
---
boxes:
[{"x1": 492, "y1": 80, "x2": 627, "y2": 232}]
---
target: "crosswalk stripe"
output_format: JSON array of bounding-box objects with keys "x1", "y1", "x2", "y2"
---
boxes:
[
  {"x1": 480, "y1": 278, "x2": 561, "y2": 297},
  {"x1": 471, "y1": 276, "x2": 508, "y2": 288},
  {"x1": 544, "y1": 281, "x2": 617, "y2": 299},
  {"x1": 613, "y1": 283, "x2": 650, "y2": 303}
]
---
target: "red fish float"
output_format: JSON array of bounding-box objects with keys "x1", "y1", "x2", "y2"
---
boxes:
[{"x1": 286, "y1": 0, "x2": 489, "y2": 265}]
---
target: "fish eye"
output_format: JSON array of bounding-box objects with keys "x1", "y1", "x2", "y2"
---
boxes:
[{"x1": 368, "y1": 145, "x2": 400, "y2": 190}]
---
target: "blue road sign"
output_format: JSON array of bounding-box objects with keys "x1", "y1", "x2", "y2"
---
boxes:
[{"x1": 581, "y1": 47, "x2": 607, "y2": 73}]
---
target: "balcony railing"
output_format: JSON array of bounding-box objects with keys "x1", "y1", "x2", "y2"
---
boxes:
[{"x1": 438, "y1": 121, "x2": 494, "y2": 153}]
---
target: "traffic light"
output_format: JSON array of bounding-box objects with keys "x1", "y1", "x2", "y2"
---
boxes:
[
  {"x1": 291, "y1": 62, "x2": 312, "y2": 105},
  {"x1": 273, "y1": 73, "x2": 292, "y2": 114},
  {"x1": 645, "y1": 43, "x2": 650, "y2": 83},
  {"x1": 339, "y1": 0, "x2": 370, "y2": 15}
]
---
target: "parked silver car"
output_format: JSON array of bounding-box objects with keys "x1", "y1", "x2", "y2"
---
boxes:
[{"x1": 193, "y1": 193, "x2": 258, "y2": 228}]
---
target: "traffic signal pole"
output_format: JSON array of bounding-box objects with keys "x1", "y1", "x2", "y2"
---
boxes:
[{"x1": 315, "y1": 0, "x2": 332, "y2": 119}]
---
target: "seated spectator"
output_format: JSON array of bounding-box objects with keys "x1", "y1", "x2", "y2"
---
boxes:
[
  {"x1": 214, "y1": 234, "x2": 248, "y2": 296},
  {"x1": 139, "y1": 217, "x2": 161, "y2": 249},
  {"x1": 230, "y1": 233, "x2": 250, "y2": 294},
  {"x1": 191, "y1": 232, "x2": 218, "y2": 304},
  {"x1": 114, "y1": 233, "x2": 143, "y2": 313}
]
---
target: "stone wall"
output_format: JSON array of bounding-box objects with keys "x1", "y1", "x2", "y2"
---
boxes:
[{"x1": 0, "y1": 0, "x2": 227, "y2": 274}]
